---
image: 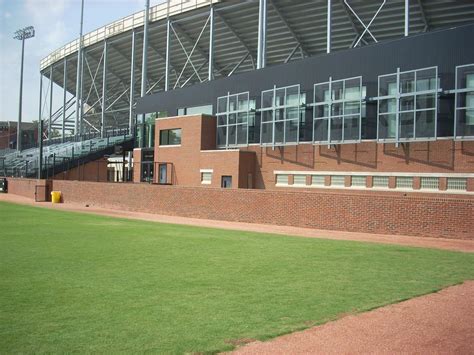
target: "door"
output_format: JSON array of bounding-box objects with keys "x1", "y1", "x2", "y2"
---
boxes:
[
  {"x1": 159, "y1": 164, "x2": 167, "y2": 184},
  {"x1": 221, "y1": 176, "x2": 232, "y2": 189}
]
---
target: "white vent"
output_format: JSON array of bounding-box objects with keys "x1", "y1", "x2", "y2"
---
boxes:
[
  {"x1": 201, "y1": 172, "x2": 212, "y2": 185},
  {"x1": 396, "y1": 177, "x2": 413, "y2": 189},
  {"x1": 293, "y1": 175, "x2": 307, "y2": 186},
  {"x1": 420, "y1": 177, "x2": 439, "y2": 190},
  {"x1": 311, "y1": 175, "x2": 325, "y2": 186},
  {"x1": 276, "y1": 174, "x2": 289, "y2": 185},
  {"x1": 447, "y1": 178, "x2": 467, "y2": 191},
  {"x1": 373, "y1": 176, "x2": 389, "y2": 188},
  {"x1": 351, "y1": 176, "x2": 366, "y2": 187},
  {"x1": 331, "y1": 176, "x2": 345, "y2": 187}
]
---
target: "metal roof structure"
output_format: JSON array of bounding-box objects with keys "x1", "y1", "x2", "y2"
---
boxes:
[{"x1": 39, "y1": 0, "x2": 474, "y2": 139}]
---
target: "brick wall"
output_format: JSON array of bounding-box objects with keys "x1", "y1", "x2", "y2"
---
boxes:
[
  {"x1": 243, "y1": 140, "x2": 474, "y2": 189},
  {"x1": 53, "y1": 158, "x2": 108, "y2": 182},
  {"x1": 48, "y1": 179, "x2": 474, "y2": 240},
  {"x1": 6, "y1": 178, "x2": 50, "y2": 200}
]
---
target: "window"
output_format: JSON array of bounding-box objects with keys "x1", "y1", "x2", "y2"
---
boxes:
[
  {"x1": 396, "y1": 177, "x2": 413, "y2": 189},
  {"x1": 351, "y1": 176, "x2": 366, "y2": 187},
  {"x1": 177, "y1": 105, "x2": 213, "y2": 116},
  {"x1": 373, "y1": 176, "x2": 389, "y2": 188},
  {"x1": 217, "y1": 92, "x2": 250, "y2": 147},
  {"x1": 160, "y1": 129, "x2": 182, "y2": 146},
  {"x1": 293, "y1": 175, "x2": 307, "y2": 186},
  {"x1": 260, "y1": 84, "x2": 301, "y2": 146},
  {"x1": 454, "y1": 64, "x2": 474, "y2": 139},
  {"x1": 276, "y1": 174, "x2": 289, "y2": 185},
  {"x1": 313, "y1": 76, "x2": 363, "y2": 144},
  {"x1": 311, "y1": 175, "x2": 325, "y2": 186},
  {"x1": 377, "y1": 66, "x2": 438, "y2": 142},
  {"x1": 331, "y1": 176, "x2": 345, "y2": 187},
  {"x1": 420, "y1": 177, "x2": 439, "y2": 190},
  {"x1": 447, "y1": 178, "x2": 467, "y2": 191},
  {"x1": 201, "y1": 170, "x2": 212, "y2": 185},
  {"x1": 221, "y1": 176, "x2": 232, "y2": 189}
]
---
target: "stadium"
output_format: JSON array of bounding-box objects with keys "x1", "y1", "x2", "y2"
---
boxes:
[
  {"x1": 1, "y1": 1, "x2": 474, "y2": 353},
  {"x1": 0, "y1": 0, "x2": 473, "y2": 219}
]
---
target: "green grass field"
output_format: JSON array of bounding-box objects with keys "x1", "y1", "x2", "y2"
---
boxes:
[{"x1": 0, "y1": 201, "x2": 473, "y2": 353}]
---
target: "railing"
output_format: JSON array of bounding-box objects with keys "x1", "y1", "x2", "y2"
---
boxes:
[
  {"x1": 40, "y1": 0, "x2": 220, "y2": 71},
  {"x1": 1, "y1": 130, "x2": 133, "y2": 179}
]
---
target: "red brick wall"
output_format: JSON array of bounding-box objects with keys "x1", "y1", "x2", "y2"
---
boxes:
[
  {"x1": 53, "y1": 158, "x2": 108, "y2": 182},
  {"x1": 243, "y1": 140, "x2": 474, "y2": 189},
  {"x1": 6, "y1": 178, "x2": 50, "y2": 200},
  {"x1": 49, "y1": 180, "x2": 474, "y2": 240}
]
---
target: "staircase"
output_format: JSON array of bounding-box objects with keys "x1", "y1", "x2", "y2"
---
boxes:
[{"x1": 0, "y1": 130, "x2": 134, "y2": 179}]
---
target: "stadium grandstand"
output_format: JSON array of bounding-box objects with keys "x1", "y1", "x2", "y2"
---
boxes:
[{"x1": 2, "y1": 0, "x2": 474, "y2": 192}]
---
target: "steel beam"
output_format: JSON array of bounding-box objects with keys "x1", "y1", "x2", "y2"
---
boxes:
[
  {"x1": 269, "y1": 0, "x2": 310, "y2": 57},
  {"x1": 405, "y1": 0, "x2": 409, "y2": 36},
  {"x1": 37, "y1": 73, "x2": 43, "y2": 179},
  {"x1": 129, "y1": 30, "x2": 136, "y2": 133},
  {"x1": 208, "y1": 5, "x2": 215, "y2": 81},
  {"x1": 214, "y1": 11, "x2": 254, "y2": 66},
  {"x1": 165, "y1": 19, "x2": 171, "y2": 91},
  {"x1": 48, "y1": 65, "x2": 53, "y2": 139},
  {"x1": 62, "y1": 58, "x2": 67, "y2": 142},
  {"x1": 327, "y1": 0, "x2": 331, "y2": 53},
  {"x1": 75, "y1": 0, "x2": 84, "y2": 136},
  {"x1": 257, "y1": 0, "x2": 267, "y2": 69},
  {"x1": 101, "y1": 41, "x2": 108, "y2": 137},
  {"x1": 417, "y1": 0, "x2": 429, "y2": 32}
]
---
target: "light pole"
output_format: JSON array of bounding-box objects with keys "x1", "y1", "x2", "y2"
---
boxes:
[{"x1": 13, "y1": 26, "x2": 35, "y2": 152}]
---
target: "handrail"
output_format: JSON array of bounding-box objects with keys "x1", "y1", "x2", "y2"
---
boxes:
[{"x1": 40, "y1": 0, "x2": 220, "y2": 71}]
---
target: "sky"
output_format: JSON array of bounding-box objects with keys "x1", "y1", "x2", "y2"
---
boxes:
[{"x1": 0, "y1": 0, "x2": 161, "y2": 123}]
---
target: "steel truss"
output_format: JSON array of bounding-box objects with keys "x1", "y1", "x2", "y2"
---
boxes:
[{"x1": 39, "y1": 0, "x2": 468, "y2": 142}]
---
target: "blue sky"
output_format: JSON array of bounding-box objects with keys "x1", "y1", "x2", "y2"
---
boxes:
[{"x1": 0, "y1": 0, "x2": 161, "y2": 123}]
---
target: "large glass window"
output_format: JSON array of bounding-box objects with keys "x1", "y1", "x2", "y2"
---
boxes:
[
  {"x1": 260, "y1": 84, "x2": 301, "y2": 146},
  {"x1": 377, "y1": 66, "x2": 439, "y2": 142},
  {"x1": 216, "y1": 92, "x2": 251, "y2": 147},
  {"x1": 159, "y1": 129, "x2": 182, "y2": 146},
  {"x1": 177, "y1": 105, "x2": 213, "y2": 116},
  {"x1": 454, "y1": 64, "x2": 474, "y2": 140},
  {"x1": 313, "y1": 76, "x2": 363, "y2": 144}
]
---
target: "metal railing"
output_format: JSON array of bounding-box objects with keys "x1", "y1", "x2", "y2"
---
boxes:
[{"x1": 40, "y1": 0, "x2": 220, "y2": 71}]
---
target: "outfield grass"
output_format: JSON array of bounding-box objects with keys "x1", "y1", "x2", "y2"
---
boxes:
[{"x1": 0, "y1": 201, "x2": 473, "y2": 353}]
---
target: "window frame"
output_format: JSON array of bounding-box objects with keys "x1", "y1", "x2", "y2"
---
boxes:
[
  {"x1": 259, "y1": 84, "x2": 302, "y2": 148},
  {"x1": 312, "y1": 76, "x2": 363, "y2": 145},
  {"x1": 216, "y1": 91, "x2": 250, "y2": 148},
  {"x1": 159, "y1": 128, "x2": 182, "y2": 146},
  {"x1": 376, "y1": 66, "x2": 439, "y2": 144},
  {"x1": 454, "y1": 63, "x2": 474, "y2": 141}
]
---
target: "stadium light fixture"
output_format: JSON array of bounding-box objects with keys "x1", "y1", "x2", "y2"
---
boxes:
[{"x1": 13, "y1": 26, "x2": 35, "y2": 152}]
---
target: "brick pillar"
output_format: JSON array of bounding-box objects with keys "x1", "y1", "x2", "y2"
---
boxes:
[
  {"x1": 413, "y1": 177, "x2": 421, "y2": 190},
  {"x1": 388, "y1": 176, "x2": 397, "y2": 189},
  {"x1": 366, "y1": 176, "x2": 373, "y2": 188},
  {"x1": 439, "y1": 177, "x2": 448, "y2": 191}
]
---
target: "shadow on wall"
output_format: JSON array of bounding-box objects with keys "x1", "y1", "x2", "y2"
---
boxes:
[
  {"x1": 383, "y1": 141, "x2": 455, "y2": 170},
  {"x1": 319, "y1": 143, "x2": 378, "y2": 169},
  {"x1": 462, "y1": 141, "x2": 474, "y2": 157}
]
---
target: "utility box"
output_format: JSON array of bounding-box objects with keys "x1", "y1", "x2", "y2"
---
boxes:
[{"x1": 0, "y1": 178, "x2": 7, "y2": 193}]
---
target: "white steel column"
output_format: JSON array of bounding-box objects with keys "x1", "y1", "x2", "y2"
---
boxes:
[
  {"x1": 327, "y1": 0, "x2": 332, "y2": 53},
  {"x1": 257, "y1": 0, "x2": 267, "y2": 69},
  {"x1": 404, "y1": 0, "x2": 409, "y2": 36},
  {"x1": 208, "y1": 5, "x2": 215, "y2": 81},
  {"x1": 75, "y1": 0, "x2": 84, "y2": 136},
  {"x1": 48, "y1": 65, "x2": 53, "y2": 139},
  {"x1": 62, "y1": 58, "x2": 67, "y2": 142},
  {"x1": 37, "y1": 73, "x2": 43, "y2": 178},
  {"x1": 165, "y1": 19, "x2": 171, "y2": 91},
  {"x1": 101, "y1": 41, "x2": 108, "y2": 138},
  {"x1": 141, "y1": 0, "x2": 150, "y2": 100},
  {"x1": 129, "y1": 30, "x2": 136, "y2": 133}
]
